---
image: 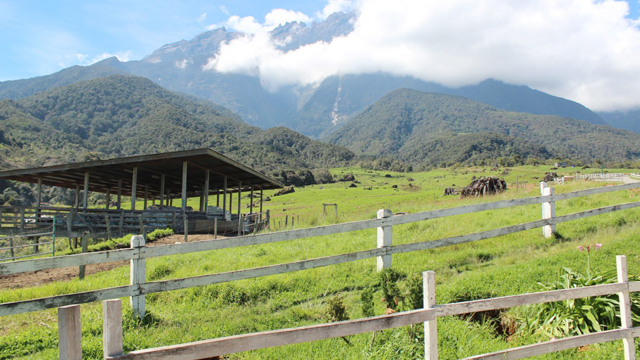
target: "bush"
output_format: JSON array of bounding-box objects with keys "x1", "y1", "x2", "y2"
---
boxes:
[{"x1": 520, "y1": 267, "x2": 640, "y2": 339}]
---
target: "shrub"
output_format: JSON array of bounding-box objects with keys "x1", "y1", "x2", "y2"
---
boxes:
[{"x1": 520, "y1": 267, "x2": 640, "y2": 339}]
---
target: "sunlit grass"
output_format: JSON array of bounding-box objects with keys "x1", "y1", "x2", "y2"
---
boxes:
[{"x1": 1, "y1": 164, "x2": 640, "y2": 359}]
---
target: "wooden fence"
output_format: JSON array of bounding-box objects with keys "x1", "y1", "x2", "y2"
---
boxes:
[
  {"x1": 52, "y1": 255, "x2": 639, "y2": 359},
  {"x1": 2, "y1": 181, "x2": 640, "y2": 319}
]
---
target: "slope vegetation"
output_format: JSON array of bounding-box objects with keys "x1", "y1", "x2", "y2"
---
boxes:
[
  {"x1": 328, "y1": 88, "x2": 640, "y2": 165},
  {"x1": 0, "y1": 75, "x2": 354, "y2": 171}
]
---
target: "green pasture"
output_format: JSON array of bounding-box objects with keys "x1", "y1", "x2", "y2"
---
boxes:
[{"x1": 1, "y1": 164, "x2": 640, "y2": 359}]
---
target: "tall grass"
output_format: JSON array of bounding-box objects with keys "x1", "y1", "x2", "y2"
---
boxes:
[{"x1": 1, "y1": 165, "x2": 639, "y2": 359}]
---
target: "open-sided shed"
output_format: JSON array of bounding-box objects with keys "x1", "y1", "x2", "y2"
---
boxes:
[{"x1": 0, "y1": 148, "x2": 283, "y2": 238}]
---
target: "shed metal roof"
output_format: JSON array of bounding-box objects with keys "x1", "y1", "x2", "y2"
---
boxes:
[{"x1": 0, "y1": 148, "x2": 283, "y2": 198}]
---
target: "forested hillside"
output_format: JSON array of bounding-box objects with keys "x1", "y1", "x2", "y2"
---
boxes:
[
  {"x1": 328, "y1": 89, "x2": 640, "y2": 166},
  {"x1": 0, "y1": 75, "x2": 354, "y2": 172}
]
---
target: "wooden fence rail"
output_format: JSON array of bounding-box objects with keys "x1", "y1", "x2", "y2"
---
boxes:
[
  {"x1": 2, "y1": 182, "x2": 640, "y2": 319},
  {"x1": 80, "y1": 255, "x2": 638, "y2": 360}
]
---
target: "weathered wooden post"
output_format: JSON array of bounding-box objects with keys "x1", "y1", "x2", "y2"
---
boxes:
[
  {"x1": 105, "y1": 215, "x2": 112, "y2": 240},
  {"x1": 130, "y1": 235, "x2": 146, "y2": 319},
  {"x1": 103, "y1": 299, "x2": 124, "y2": 358},
  {"x1": 540, "y1": 182, "x2": 556, "y2": 238},
  {"x1": 58, "y1": 304, "x2": 82, "y2": 360},
  {"x1": 617, "y1": 255, "x2": 636, "y2": 360},
  {"x1": 184, "y1": 219, "x2": 189, "y2": 242},
  {"x1": 423, "y1": 271, "x2": 438, "y2": 360},
  {"x1": 78, "y1": 233, "x2": 89, "y2": 280},
  {"x1": 213, "y1": 218, "x2": 218, "y2": 239},
  {"x1": 376, "y1": 209, "x2": 393, "y2": 271}
]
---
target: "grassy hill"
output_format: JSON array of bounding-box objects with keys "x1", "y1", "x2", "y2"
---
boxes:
[
  {"x1": 1, "y1": 165, "x2": 639, "y2": 359},
  {"x1": 328, "y1": 88, "x2": 640, "y2": 165},
  {"x1": 0, "y1": 75, "x2": 354, "y2": 172}
]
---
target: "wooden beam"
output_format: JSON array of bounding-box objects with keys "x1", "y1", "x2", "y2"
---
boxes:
[
  {"x1": 117, "y1": 179, "x2": 122, "y2": 210},
  {"x1": 83, "y1": 172, "x2": 89, "y2": 212},
  {"x1": 203, "y1": 170, "x2": 210, "y2": 211},
  {"x1": 131, "y1": 167, "x2": 138, "y2": 211},
  {"x1": 181, "y1": 162, "x2": 187, "y2": 213},
  {"x1": 160, "y1": 175, "x2": 165, "y2": 209}
]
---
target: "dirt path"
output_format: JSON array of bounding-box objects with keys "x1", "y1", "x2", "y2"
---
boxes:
[{"x1": 0, "y1": 234, "x2": 226, "y2": 290}]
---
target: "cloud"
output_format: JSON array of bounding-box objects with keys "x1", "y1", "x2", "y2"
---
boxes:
[
  {"x1": 209, "y1": 8, "x2": 312, "y2": 34},
  {"x1": 206, "y1": 0, "x2": 640, "y2": 112},
  {"x1": 220, "y1": 5, "x2": 229, "y2": 16},
  {"x1": 174, "y1": 58, "x2": 192, "y2": 69},
  {"x1": 197, "y1": 13, "x2": 207, "y2": 22},
  {"x1": 90, "y1": 51, "x2": 134, "y2": 64},
  {"x1": 317, "y1": 0, "x2": 354, "y2": 20}
]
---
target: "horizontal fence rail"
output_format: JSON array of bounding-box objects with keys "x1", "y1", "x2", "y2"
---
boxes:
[
  {"x1": 3, "y1": 181, "x2": 640, "y2": 276},
  {"x1": 93, "y1": 256, "x2": 639, "y2": 360},
  {"x1": 2, "y1": 182, "x2": 640, "y2": 318}
]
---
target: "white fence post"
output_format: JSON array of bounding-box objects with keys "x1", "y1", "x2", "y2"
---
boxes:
[
  {"x1": 540, "y1": 182, "x2": 556, "y2": 238},
  {"x1": 617, "y1": 255, "x2": 636, "y2": 360},
  {"x1": 377, "y1": 209, "x2": 393, "y2": 271},
  {"x1": 423, "y1": 270, "x2": 438, "y2": 360},
  {"x1": 130, "y1": 235, "x2": 146, "y2": 319},
  {"x1": 58, "y1": 304, "x2": 82, "y2": 360},
  {"x1": 103, "y1": 299, "x2": 124, "y2": 358}
]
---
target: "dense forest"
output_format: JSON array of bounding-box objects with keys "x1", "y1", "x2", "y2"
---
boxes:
[{"x1": 328, "y1": 88, "x2": 640, "y2": 166}]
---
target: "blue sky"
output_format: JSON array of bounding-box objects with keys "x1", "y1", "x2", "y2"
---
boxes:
[
  {"x1": 0, "y1": 0, "x2": 329, "y2": 81},
  {"x1": 2, "y1": 0, "x2": 640, "y2": 112}
]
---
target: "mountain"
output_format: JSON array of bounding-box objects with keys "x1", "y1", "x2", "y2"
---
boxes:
[
  {"x1": 327, "y1": 88, "x2": 640, "y2": 165},
  {"x1": 0, "y1": 12, "x2": 609, "y2": 139},
  {"x1": 599, "y1": 110, "x2": 640, "y2": 134},
  {"x1": 0, "y1": 75, "x2": 354, "y2": 171}
]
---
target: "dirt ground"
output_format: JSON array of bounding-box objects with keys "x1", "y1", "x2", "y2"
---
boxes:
[{"x1": 0, "y1": 234, "x2": 226, "y2": 290}]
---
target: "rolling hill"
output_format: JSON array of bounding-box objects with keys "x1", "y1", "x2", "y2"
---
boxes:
[
  {"x1": 0, "y1": 75, "x2": 354, "y2": 172},
  {"x1": 327, "y1": 88, "x2": 640, "y2": 166}
]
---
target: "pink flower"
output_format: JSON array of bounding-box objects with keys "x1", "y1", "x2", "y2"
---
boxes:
[
  {"x1": 577, "y1": 246, "x2": 584, "y2": 252},
  {"x1": 595, "y1": 243, "x2": 602, "y2": 249}
]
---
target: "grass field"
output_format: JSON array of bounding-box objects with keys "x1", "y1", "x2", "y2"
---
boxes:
[{"x1": 1, "y1": 164, "x2": 640, "y2": 359}]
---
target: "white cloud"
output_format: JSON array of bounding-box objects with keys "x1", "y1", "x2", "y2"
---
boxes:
[
  {"x1": 90, "y1": 51, "x2": 134, "y2": 64},
  {"x1": 264, "y1": 9, "x2": 311, "y2": 27},
  {"x1": 197, "y1": 13, "x2": 207, "y2": 22},
  {"x1": 317, "y1": 0, "x2": 354, "y2": 20},
  {"x1": 220, "y1": 5, "x2": 230, "y2": 16},
  {"x1": 205, "y1": 0, "x2": 640, "y2": 112},
  {"x1": 210, "y1": 8, "x2": 312, "y2": 34},
  {"x1": 174, "y1": 58, "x2": 192, "y2": 69}
]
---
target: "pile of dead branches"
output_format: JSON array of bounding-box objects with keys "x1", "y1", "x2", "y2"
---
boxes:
[{"x1": 460, "y1": 177, "x2": 507, "y2": 197}]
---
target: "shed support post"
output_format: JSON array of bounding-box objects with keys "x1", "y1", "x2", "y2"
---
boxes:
[
  {"x1": 423, "y1": 271, "x2": 438, "y2": 360},
  {"x1": 103, "y1": 299, "x2": 123, "y2": 358},
  {"x1": 204, "y1": 170, "x2": 210, "y2": 211},
  {"x1": 116, "y1": 179, "x2": 122, "y2": 210},
  {"x1": 83, "y1": 172, "x2": 89, "y2": 212},
  {"x1": 58, "y1": 304, "x2": 82, "y2": 360},
  {"x1": 250, "y1": 185, "x2": 254, "y2": 214},
  {"x1": 74, "y1": 184, "x2": 80, "y2": 210},
  {"x1": 182, "y1": 162, "x2": 188, "y2": 214},
  {"x1": 260, "y1": 188, "x2": 263, "y2": 222},
  {"x1": 144, "y1": 185, "x2": 148, "y2": 210},
  {"x1": 617, "y1": 255, "x2": 636, "y2": 360},
  {"x1": 106, "y1": 189, "x2": 111, "y2": 210},
  {"x1": 36, "y1": 176, "x2": 42, "y2": 225},
  {"x1": 540, "y1": 182, "x2": 556, "y2": 238},
  {"x1": 237, "y1": 182, "x2": 242, "y2": 234},
  {"x1": 223, "y1": 176, "x2": 227, "y2": 214},
  {"x1": 376, "y1": 209, "x2": 393, "y2": 271},
  {"x1": 130, "y1": 235, "x2": 146, "y2": 319},
  {"x1": 160, "y1": 174, "x2": 165, "y2": 209},
  {"x1": 131, "y1": 167, "x2": 138, "y2": 211}
]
